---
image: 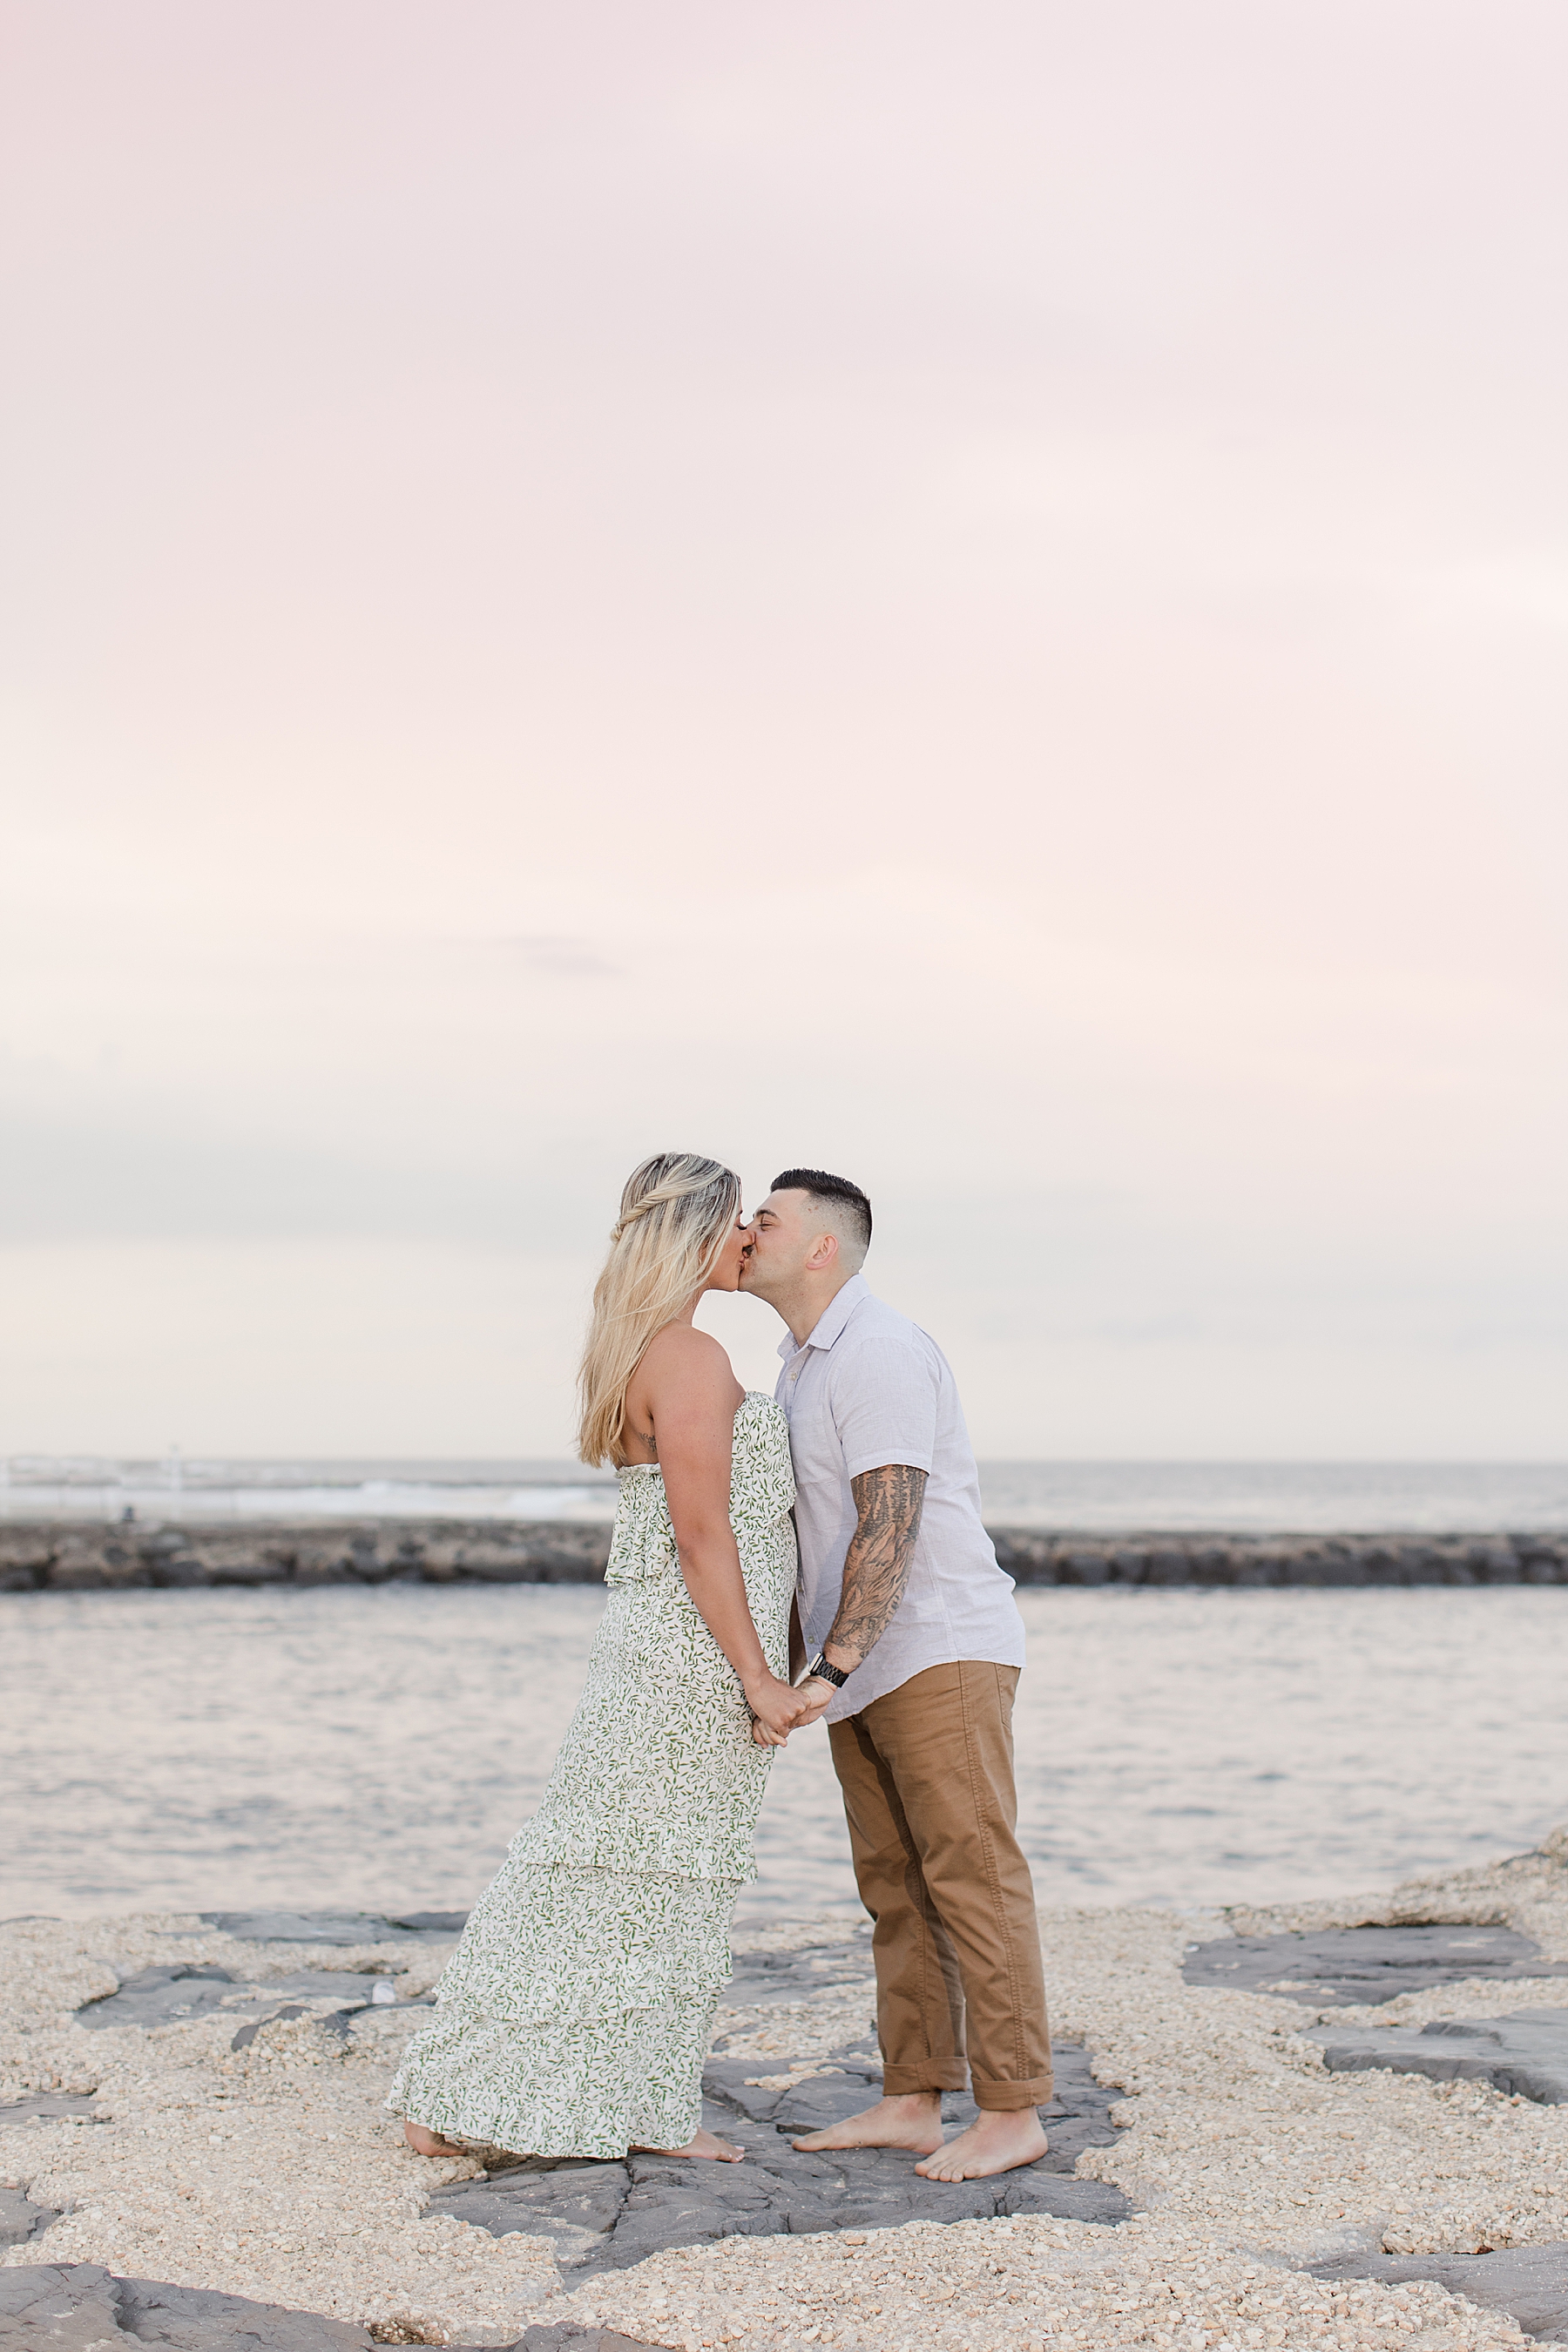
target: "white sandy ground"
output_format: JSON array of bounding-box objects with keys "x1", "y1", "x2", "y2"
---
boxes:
[{"x1": 4, "y1": 1827, "x2": 1568, "y2": 2349}]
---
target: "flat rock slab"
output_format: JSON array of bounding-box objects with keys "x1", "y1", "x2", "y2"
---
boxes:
[
  {"x1": 77, "y1": 1963, "x2": 249, "y2": 2031},
  {"x1": 1184, "y1": 1925, "x2": 1568, "y2": 2007},
  {"x1": 721, "y1": 1932, "x2": 874, "y2": 2009},
  {"x1": 74, "y1": 1929, "x2": 853, "y2": 2039},
  {"x1": 0, "y1": 2262, "x2": 373, "y2": 2349},
  {"x1": 0, "y1": 2263, "x2": 659, "y2": 2352},
  {"x1": 0, "y1": 2094, "x2": 104, "y2": 2127},
  {"x1": 1308, "y1": 2244, "x2": 1568, "y2": 2345},
  {"x1": 1311, "y1": 2009, "x2": 1568, "y2": 2104},
  {"x1": 517, "y1": 2330, "x2": 662, "y2": 2351},
  {"x1": 431, "y1": 2038, "x2": 1131, "y2": 2273},
  {"x1": 75, "y1": 1963, "x2": 430, "y2": 2043},
  {"x1": 0, "y1": 2184, "x2": 60, "y2": 2245},
  {"x1": 198, "y1": 1910, "x2": 468, "y2": 1944},
  {"x1": 706, "y1": 2033, "x2": 1122, "y2": 2174}
]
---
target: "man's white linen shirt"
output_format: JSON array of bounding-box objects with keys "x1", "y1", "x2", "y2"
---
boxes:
[{"x1": 777, "y1": 1274, "x2": 1025, "y2": 1724}]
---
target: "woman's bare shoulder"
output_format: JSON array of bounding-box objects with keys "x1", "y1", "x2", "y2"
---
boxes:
[{"x1": 639, "y1": 1324, "x2": 739, "y2": 1396}]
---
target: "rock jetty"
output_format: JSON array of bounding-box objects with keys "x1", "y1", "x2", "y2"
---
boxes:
[{"x1": 3, "y1": 1521, "x2": 1565, "y2": 1592}]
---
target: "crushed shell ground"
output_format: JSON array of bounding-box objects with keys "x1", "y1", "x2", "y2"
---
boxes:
[{"x1": 5, "y1": 1828, "x2": 1568, "y2": 2349}]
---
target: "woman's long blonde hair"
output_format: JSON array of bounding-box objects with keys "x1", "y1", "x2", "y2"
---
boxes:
[{"x1": 577, "y1": 1151, "x2": 742, "y2": 1466}]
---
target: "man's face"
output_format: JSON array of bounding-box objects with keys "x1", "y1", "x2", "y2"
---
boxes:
[{"x1": 738, "y1": 1189, "x2": 819, "y2": 1297}]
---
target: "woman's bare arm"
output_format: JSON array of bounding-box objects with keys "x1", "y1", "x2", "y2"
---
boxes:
[{"x1": 641, "y1": 1328, "x2": 822, "y2": 1745}]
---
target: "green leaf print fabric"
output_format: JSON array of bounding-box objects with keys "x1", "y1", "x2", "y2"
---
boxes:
[{"x1": 387, "y1": 1392, "x2": 796, "y2": 2159}]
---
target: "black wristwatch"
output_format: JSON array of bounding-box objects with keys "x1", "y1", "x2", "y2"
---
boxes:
[{"x1": 807, "y1": 1652, "x2": 850, "y2": 1688}]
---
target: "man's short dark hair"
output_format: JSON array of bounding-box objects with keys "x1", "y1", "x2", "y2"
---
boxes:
[{"x1": 771, "y1": 1168, "x2": 873, "y2": 1260}]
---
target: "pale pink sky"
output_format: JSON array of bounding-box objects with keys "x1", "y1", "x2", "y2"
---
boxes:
[{"x1": 2, "y1": 2, "x2": 1565, "y2": 1456}]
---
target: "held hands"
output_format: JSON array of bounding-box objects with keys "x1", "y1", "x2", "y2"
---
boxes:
[{"x1": 745, "y1": 1670, "x2": 834, "y2": 1747}]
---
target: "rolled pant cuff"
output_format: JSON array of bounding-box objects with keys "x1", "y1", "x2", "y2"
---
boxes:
[
  {"x1": 971, "y1": 2072, "x2": 1054, "y2": 2110},
  {"x1": 880, "y1": 2062, "x2": 970, "y2": 2097}
]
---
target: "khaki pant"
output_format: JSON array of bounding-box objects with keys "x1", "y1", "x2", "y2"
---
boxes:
[{"x1": 828, "y1": 1660, "x2": 1052, "y2": 2110}]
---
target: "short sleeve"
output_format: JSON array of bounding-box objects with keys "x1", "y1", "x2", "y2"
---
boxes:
[{"x1": 828, "y1": 1335, "x2": 938, "y2": 1480}]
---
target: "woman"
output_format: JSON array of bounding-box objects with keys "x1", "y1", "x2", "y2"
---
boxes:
[{"x1": 389, "y1": 1152, "x2": 822, "y2": 2164}]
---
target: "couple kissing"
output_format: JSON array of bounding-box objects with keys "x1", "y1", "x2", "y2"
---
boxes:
[{"x1": 389, "y1": 1151, "x2": 1051, "y2": 2183}]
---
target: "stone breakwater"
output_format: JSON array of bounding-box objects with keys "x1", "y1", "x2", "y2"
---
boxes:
[
  {"x1": 3, "y1": 1520, "x2": 1567, "y2": 1592},
  {"x1": 987, "y1": 1531, "x2": 1568, "y2": 1589}
]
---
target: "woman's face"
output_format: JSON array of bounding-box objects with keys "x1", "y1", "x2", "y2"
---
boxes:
[{"x1": 705, "y1": 1206, "x2": 753, "y2": 1294}]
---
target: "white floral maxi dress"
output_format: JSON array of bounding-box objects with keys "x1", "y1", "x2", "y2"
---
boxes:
[{"x1": 387, "y1": 1393, "x2": 796, "y2": 2160}]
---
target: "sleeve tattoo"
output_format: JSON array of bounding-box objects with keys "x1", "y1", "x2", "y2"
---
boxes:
[{"x1": 825, "y1": 1463, "x2": 928, "y2": 1668}]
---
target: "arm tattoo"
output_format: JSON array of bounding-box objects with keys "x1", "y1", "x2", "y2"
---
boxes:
[{"x1": 824, "y1": 1463, "x2": 928, "y2": 1670}]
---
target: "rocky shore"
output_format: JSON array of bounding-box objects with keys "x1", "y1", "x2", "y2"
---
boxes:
[
  {"x1": 7, "y1": 1835, "x2": 1568, "y2": 2349},
  {"x1": 4, "y1": 1521, "x2": 1566, "y2": 1592}
]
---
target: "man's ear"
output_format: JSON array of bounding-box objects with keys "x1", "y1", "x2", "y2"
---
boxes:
[{"x1": 806, "y1": 1230, "x2": 841, "y2": 1272}]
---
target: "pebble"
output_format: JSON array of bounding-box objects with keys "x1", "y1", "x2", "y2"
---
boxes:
[{"x1": 3, "y1": 1829, "x2": 1568, "y2": 2348}]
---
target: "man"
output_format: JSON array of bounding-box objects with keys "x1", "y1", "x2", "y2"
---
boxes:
[{"x1": 740, "y1": 1169, "x2": 1051, "y2": 2181}]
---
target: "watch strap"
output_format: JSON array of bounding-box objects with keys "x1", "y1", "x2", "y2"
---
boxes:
[{"x1": 808, "y1": 1652, "x2": 850, "y2": 1688}]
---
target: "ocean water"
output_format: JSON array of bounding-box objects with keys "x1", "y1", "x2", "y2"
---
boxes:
[
  {"x1": 4, "y1": 1457, "x2": 1566, "y2": 1530},
  {"x1": 4, "y1": 1584, "x2": 1567, "y2": 1927},
  {"x1": 0, "y1": 1457, "x2": 619, "y2": 1526}
]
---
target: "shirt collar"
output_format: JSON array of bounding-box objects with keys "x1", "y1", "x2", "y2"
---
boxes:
[{"x1": 776, "y1": 1272, "x2": 870, "y2": 1361}]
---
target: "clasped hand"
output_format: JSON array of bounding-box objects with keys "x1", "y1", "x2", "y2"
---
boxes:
[{"x1": 746, "y1": 1670, "x2": 835, "y2": 1747}]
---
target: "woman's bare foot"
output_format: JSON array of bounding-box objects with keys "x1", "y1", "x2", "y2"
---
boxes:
[
  {"x1": 790, "y1": 2092, "x2": 944, "y2": 2156},
  {"x1": 632, "y1": 2127, "x2": 743, "y2": 2162},
  {"x1": 914, "y1": 2108, "x2": 1048, "y2": 2180},
  {"x1": 402, "y1": 2119, "x2": 466, "y2": 2157}
]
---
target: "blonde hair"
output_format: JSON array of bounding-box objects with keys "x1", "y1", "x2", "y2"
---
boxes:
[{"x1": 577, "y1": 1152, "x2": 742, "y2": 1466}]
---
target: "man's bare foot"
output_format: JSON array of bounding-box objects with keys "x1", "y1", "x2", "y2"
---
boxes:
[
  {"x1": 914, "y1": 2107, "x2": 1048, "y2": 2180},
  {"x1": 402, "y1": 2119, "x2": 466, "y2": 2157},
  {"x1": 791, "y1": 2092, "x2": 944, "y2": 2156},
  {"x1": 632, "y1": 2127, "x2": 743, "y2": 2162}
]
